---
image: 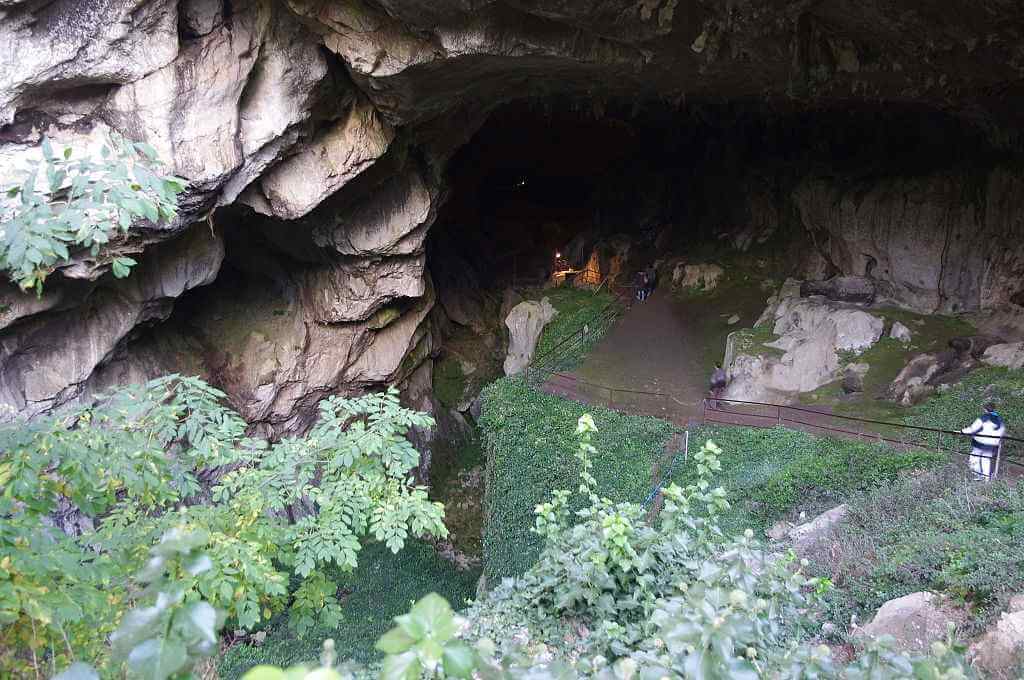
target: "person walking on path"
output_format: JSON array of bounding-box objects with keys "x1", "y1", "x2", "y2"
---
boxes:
[
  {"x1": 635, "y1": 270, "x2": 649, "y2": 302},
  {"x1": 709, "y1": 363, "x2": 727, "y2": 409},
  {"x1": 961, "y1": 402, "x2": 1006, "y2": 479},
  {"x1": 645, "y1": 264, "x2": 657, "y2": 296}
]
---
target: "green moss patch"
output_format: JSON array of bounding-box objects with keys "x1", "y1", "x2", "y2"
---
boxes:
[
  {"x1": 433, "y1": 356, "x2": 468, "y2": 408},
  {"x1": 479, "y1": 377, "x2": 677, "y2": 582}
]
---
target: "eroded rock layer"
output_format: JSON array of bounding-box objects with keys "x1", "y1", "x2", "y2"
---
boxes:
[{"x1": 2, "y1": 0, "x2": 1024, "y2": 432}]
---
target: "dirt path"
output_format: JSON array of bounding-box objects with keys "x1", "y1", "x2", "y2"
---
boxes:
[{"x1": 542, "y1": 287, "x2": 763, "y2": 425}]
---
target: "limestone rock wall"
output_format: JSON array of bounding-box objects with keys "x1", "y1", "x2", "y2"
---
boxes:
[{"x1": 1, "y1": 0, "x2": 1024, "y2": 431}]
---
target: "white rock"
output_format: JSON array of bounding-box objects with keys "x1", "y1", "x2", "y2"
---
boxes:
[
  {"x1": 503, "y1": 299, "x2": 558, "y2": 377},
  {"x1": 890, "y1": 321, "x2": 913, "y2": 343},
  {"x1": 673, "y1": 263, "x2": 724, "y2": 291},
  {"x1": 856, "y1": 592, "x2": 957, "y2": 653},
  {"x1": 981, "y1": 342, "x2": 1024, "y2": 370},
  {"x1": 788, "y1": 504, "x2": 848, "y2": 553}
]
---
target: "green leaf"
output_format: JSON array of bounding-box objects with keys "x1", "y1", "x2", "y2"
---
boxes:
[
  {"x1": 125, "y1": 637, "x2": 189, "y2": 680},
  {"x1": 52, "y1": 662, "x2": 100, "y2": 680},
  {"x1": 442, "y1": 641, "x2": 476, "y2": 679},
  {"x1": 186, "y1": 601, "x2": 218, "y2": 644},
  {"x1": 381, "y1": 650, "x2": 420, "y2": 680},
  {"x1": 64, "y1": 146, "x2": 73, "y2": 159},
  {"x1": 41, "y1": 137, "x2": 54, "y2": 161},
  {"x1": 376, "y1": 626, "x2": 417, "y2": 654}
]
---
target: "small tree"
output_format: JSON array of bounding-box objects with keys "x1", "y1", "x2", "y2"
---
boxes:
[
  {"x1": 1, "y1": 378, "x2": 447, "y2": 678},
  {"x1": 0, "y1": 134, "x2": 186, "y2": 293}
]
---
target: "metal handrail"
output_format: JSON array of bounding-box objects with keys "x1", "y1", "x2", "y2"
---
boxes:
[{"x1": 706, "y1": 396, "x2": 1024, "y2": 444}]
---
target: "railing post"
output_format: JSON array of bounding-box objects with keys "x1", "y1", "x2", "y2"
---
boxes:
[{"x1": 777, "y1": 405, "x2": 782, "y2": 427}]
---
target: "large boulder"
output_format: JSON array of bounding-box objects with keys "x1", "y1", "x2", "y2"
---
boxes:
[
  {"x1": 724, "y1": 294, "x2": 884, "y2": 403},
  {"x1": 969, "y1": 605, "x2": 1024, "y2": 679},
  {"x1": 503, "y1": 299, "x2": 558, "y2": 377},
  {"x1": 673, "y1": 263, "x2": 724, "y2": 292},
  {"x1": 856, "y1": 592, "x2": 959, "y2": 654},
  {"x1": 982, "y1": 342, "x2": 1024, "y2": 370},
  {"x1": 800, "y1": 276, "x2": 877, "y2": 305}
]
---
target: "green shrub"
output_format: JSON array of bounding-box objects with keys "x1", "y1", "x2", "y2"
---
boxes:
[
  {"x1": 2, "y1": 378, "x2": 447, "y2": 678},
  {"x1": 478, "y1": 378, "x2": 676, "y2": 582},
  {"x1": 218, "y1": 540, "x2": 480, "y2": 676}
]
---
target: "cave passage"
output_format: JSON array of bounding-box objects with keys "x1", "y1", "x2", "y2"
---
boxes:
[{"x1": 426, "y1": 97, "x2": 1012, "y2": 421}]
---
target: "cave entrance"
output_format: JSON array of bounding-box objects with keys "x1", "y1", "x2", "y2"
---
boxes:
[{"x1": 427, "y1": 98, "x2": 1002, "y2": 423}]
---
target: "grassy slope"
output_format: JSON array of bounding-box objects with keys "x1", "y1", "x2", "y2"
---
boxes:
[
  {"x1": 677, "y1": 425, "x2": 947, "y2": 536},
  {"x1": 479, "y1": 378, "x2": 677, "y2": 581},
  {"x1": 217, "y1": 541, "x2": 480, "y2": 677},
  {"x1": 526, "y1": 286, "x2": 621, "y2": 371}
]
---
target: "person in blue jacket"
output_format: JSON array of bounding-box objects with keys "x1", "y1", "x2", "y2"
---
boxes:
[{"x1": 961, "y1": 402, "x2": 1006, "y2": 479}]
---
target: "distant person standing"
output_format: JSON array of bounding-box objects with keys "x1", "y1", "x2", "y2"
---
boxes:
[
  {"x1": 709, "y1": 364, "x2": 728, "y2": 409},
  {"x1": 960, "y1": 402, "x2": 1006, "y2": 479},
  {"x1": 635, "y1": 270, "x2": 649, "y2": 302},
  {"x1": 645, "y1": 264, "x2": 657, "y2": 296}
]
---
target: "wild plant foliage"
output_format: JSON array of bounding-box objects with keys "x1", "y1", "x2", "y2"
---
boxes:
[
  {"x1": 0, "y1": 134, "x2": 185, "y2": 292},
  {"x1": 239, "y1": 416, "x2": 977, "y2": 680},
  {"x1": 0, "y1": 377, "x2": 446, "y2": 677}
]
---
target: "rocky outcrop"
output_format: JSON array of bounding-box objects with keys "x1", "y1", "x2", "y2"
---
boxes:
[
  {"x1": 503, "y1": 299, "x2": 557, "y2": 377},
  {"x1": 789, "y1": 504, "x2": 848, "y2": 554},
  {"x1": 856, "y1": 592, "x2": 959, "y2": 654},
  {"x1": 982, "y1": 342, "x2": 1024, "y2": 370},
  {"x1": 725, "y1": 291, "x2": 884, "y2": 403},
  {"x1": 0, "y1": 225, "x2": 223, "y2": 418},
  {"x1": 888, "y1": 335, "x2": 1003, "y2": 405},
  {"x1": 969, "y1": 598, "x2": 1024, "y2": 680},
  {"x1": 673, "y1": 263, "x2": 724, "y2": 292}
]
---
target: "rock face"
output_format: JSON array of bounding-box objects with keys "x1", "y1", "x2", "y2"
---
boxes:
[
  {"x1": 503, "y1": 299, "x2": 558, "y2": 377},
  {"x1": 2, "y1": 0, "x2": 1024, "y2": 432},
  {"x1": 856, "y1": 592, "x2": 958, "y2": 654},
  {"x1": 725, "y1": 289, "x2": 884, "y2": 403}
]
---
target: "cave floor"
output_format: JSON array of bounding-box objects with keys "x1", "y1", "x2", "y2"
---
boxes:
[{"x1": 544, "y1": 286, "x2": 766, "y2": 426}]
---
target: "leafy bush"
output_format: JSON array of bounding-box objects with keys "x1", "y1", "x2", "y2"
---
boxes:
[
  {"x1": 806, "y1": 463, "x2": 1024, "y2": 635},
  {"x1": 240, "y1": 419, "x2": 973, "y2": 680},
  {"x1": 478, "y1": 378, "x2": 676, "y2": 582},
  {"x1": 219, "y1": 540, "x2": 480, "y2": 676},
  {"x1": 1, "y1": 135, "x2": 185, "y2": 292},
  {"x1": 675, "y1": 425, "x2": 947, "y2": 534},
  {"x1": 1, "y1": 378, "x2": 446, "y2": 677}
]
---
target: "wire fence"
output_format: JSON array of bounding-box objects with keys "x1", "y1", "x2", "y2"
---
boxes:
[{"x1": 704, "y1": 397, "x2": 1024, "y2": 476}]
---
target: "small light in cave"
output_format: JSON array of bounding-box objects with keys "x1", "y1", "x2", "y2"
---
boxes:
[
  {"x1": 555, "y1": 251, "x2": 561, "y2": 258},
  {"x1": 515, "y1": 178, "x2": 527, "y2": 188}
]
